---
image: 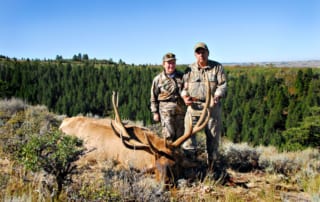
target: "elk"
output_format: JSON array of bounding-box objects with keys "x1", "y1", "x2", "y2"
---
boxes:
[{"x1": 59, "y1": 76, "x2": 211, "y2": 191}]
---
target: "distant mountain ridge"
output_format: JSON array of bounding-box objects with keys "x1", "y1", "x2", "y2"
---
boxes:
[
  {"x1": 223, "y1": 60, "x2": 320, "y2": 68},
  {"x1": 1, "y1": 55, "x2": 319, "y2": 68}
]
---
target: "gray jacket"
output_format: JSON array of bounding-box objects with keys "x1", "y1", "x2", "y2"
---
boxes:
[{"x1": 182, "y1": 60, "x2": 227, "y2": 102}]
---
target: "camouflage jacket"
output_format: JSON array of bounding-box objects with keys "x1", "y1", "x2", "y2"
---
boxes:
[
  {"x1": 150, "y1": 70, "x2": 184, "y2": 113},
  {"x1": 182, "y1": 60, "x2": 227, "y2": 102}
]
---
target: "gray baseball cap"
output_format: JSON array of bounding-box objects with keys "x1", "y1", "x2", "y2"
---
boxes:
[{"x1": 194, "y1": 42, "x2": 209, "y2": 52}]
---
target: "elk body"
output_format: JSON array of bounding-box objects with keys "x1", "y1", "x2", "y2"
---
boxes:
[
  {"x1": 59, "y1": 116, "x2": 156, "y2": 171},
  {"x1": 59, "y1": 77, "x2": 211, "y2": 190}
]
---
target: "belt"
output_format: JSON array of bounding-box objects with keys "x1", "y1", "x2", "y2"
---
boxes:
[
  {"x1": 192, "y1": 97, "x2": 205, "y2": 102},
  {"x1": 161, "y1": 98, "x2": 177, "y2": 102}
]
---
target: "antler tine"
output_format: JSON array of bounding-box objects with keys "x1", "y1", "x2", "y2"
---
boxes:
[
  {"x1": 116, "y1": 91, "x2": 119, "y2": 107},
  {"x1": 112, "y1": 91, "x2": 131, "y2": 138},
  {"x1": 111, "y1": 92, "x2": 156, "y2": 152},
  {"x1": 112, "y1": 91, "x2": 120, "y2": 123},
  {"x1": 194, "y1": 73, "x2": 211, "y2": 128},
  {"x1": 170, "y1": 108, "x2": 193, "y2": 147},
  {"x1": 191, "y1": 108, "x2": 210, "y2": 134},
  {"x1": 171, "y1": 73, "x2": 211, "y2": 147}
]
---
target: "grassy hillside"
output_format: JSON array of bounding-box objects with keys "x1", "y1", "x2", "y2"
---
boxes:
[{"x1": 0, "y1": 98, "x2": 319, "y2": 201}]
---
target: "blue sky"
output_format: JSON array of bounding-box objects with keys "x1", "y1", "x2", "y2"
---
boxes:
[{"x1": 1, "y1": 0, "x2": 319, "y2": 65}]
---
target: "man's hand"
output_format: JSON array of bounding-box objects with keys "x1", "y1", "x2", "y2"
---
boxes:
[
  {"x1": 183, "y1": 96, "x2": 193, "y2": 106},
  {"x1": 213, "y1": 95, "x2": 221, "y2": 104},
  {"x1": 153, "y1": 112, "x2": 160, "y2": 122}
]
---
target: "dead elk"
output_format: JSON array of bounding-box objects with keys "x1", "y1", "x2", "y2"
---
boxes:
[
  {"x1": 111, "y1": 88, "x2": 210, "y2": 180},
  {"x1": 59, "y1": 79, "x2": 211, "y2": 192}
]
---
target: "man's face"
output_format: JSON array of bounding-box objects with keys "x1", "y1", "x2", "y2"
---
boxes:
[
  {"x1": 195, "y1": 48, "x2": 209, "y2": 64},
  {"x1": 163, "y1": 60, "x2": 176, "y2": 74}
]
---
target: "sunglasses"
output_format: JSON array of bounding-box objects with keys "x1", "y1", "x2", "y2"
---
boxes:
[{"x1": 195, "y1": 49, "x2": 207, "y2": 55}]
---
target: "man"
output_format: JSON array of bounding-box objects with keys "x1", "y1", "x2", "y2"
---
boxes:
[
  {"x1": 150, "y1": 53, "x2": 186, "y2": 142},
  {"x1": 181, "y1": 42, "x2": 227, "y2": 170}
]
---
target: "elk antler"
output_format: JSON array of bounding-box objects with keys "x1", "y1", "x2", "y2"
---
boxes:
[
  {"x1": 171, "y1": 73, "x2": 211, "y2": 147},
  {"x1": 144, "y1": 132, "x2": 176, "y2": 161},
  {"x1": 111, "y1": 92, "x2": 131, "y2": 138},
  {"x1": 111, "y1": 91, "x2": 152, "y2": 149},
  {"x1": 111, "y1": 121, "x2": 151, "y2": 152},
  {"x1": 113, "y1": 91, "x2": 121, "y2": 123},
  {"x1": 111, "y1": 91, "x2": 174, "y2": 156}
]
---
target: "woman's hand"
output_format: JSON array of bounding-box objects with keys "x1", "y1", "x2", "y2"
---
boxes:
[{"x1": 153, "y1": 112, "x2": 160, "y2": 122}]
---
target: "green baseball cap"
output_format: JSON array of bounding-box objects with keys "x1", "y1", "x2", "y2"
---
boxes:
[
  {"x1": 162, "y1": 52, "x2": 176, "y2": 62},
  {"x1": 194, "y1": 42, "x2": 209, "y2": 52}
]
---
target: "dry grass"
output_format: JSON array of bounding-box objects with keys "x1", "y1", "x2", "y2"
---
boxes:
[
  {"x1": 0, "y1": 98, "x2": 319, "y2": 201},
  {"x1": 0, "y1": 97, "x2": 26, "y2": 116}
]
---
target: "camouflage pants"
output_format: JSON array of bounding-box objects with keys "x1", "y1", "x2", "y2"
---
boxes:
[
  {"x1": 182, "y1": 102, "x2": 222, "y2": 163},
  {"x1": 159, "y1": 102, "x2": 185, "y2": 141}
]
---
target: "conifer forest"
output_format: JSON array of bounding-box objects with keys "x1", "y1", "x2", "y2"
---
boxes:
[{"x1": 1, "y1": 56, "x2": 319, "y2": 151}]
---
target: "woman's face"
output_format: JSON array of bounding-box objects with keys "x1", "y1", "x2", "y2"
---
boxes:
[{"x1": 163, "y1": 60, "x2": 176, "y2": 75}]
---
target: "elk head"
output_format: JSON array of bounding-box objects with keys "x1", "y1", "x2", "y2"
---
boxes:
[{"x1": 110, "y1": 74, "x2": 211, "y2": 182}]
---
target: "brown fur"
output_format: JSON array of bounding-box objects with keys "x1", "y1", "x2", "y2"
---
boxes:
[
  {"x1": 59, "y1": 83, "x2": 211, "y2": 186},
  {"x1": 59, "y1": 115, "x2": 198, "y2": 185},
  {"x1": 59, "y1": 116, "x2": 156, "y2": 171}
]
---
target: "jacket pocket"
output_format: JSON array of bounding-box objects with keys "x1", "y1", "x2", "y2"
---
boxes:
[{"x1": 208, "y1": 73, "x2": 217, "y2": 92}]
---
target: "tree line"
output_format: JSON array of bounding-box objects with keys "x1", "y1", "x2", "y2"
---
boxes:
[
  {"x1": 223, "y1": 67, "x2": 320, "y2": 151},
  {"x1": 0, "y1": 57, "x2": 319, "y2": 151}
]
